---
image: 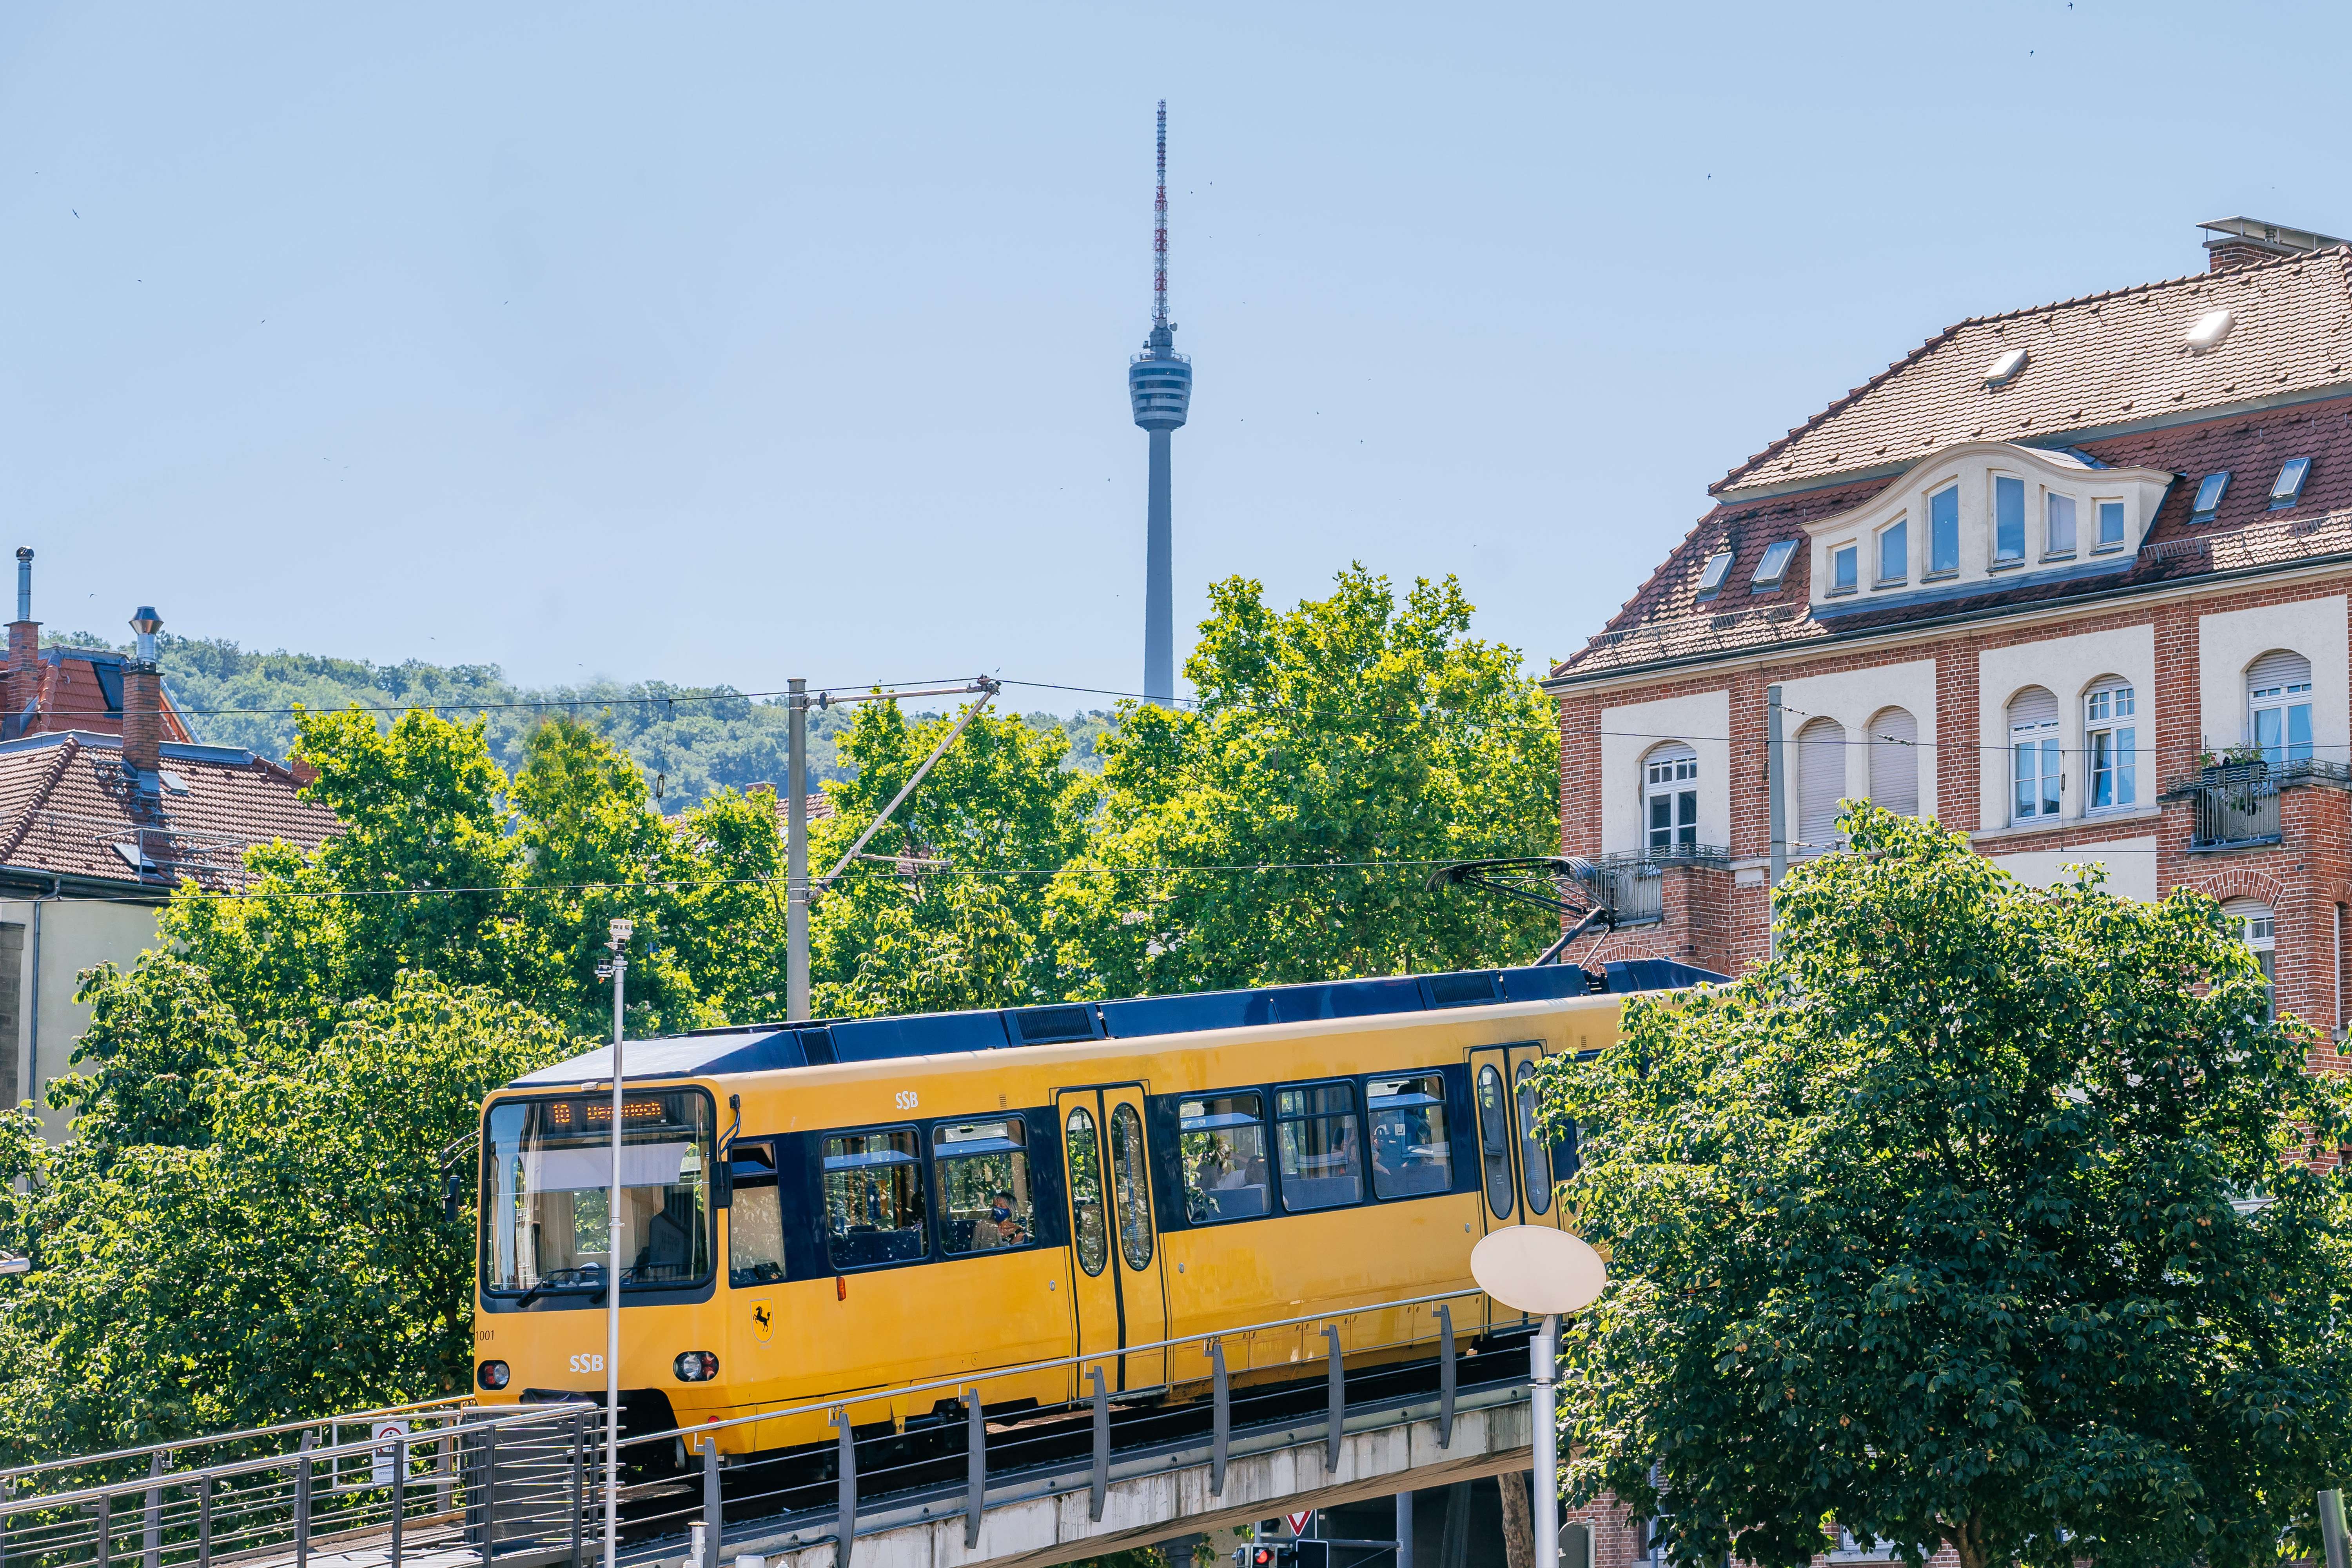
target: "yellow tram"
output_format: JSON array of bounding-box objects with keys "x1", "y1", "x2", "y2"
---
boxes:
[{"x1": 470, "y1": 960, "x2": 1713, "y2": 1454}]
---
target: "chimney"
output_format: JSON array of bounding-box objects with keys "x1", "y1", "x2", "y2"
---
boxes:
[
  {"x1": 2200, "y1": 215, "x2": 2347, "y2": 273},
  {"x1": 124, "y1": 605, "x2": 163, "y2": 778},
  {"x1": 6, "y1": 549, "x2": 36, "y2": 735}
]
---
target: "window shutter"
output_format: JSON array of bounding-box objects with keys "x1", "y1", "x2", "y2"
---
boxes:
[
  {"x1": 1797, "y1": 719, "x2": 1847, "y2": 847},
  {"x1": 1867, "y1": 707, "x2": 1920, "y2": 817},
  {"x1": 2007, "y1": 687, "x2": 2058, "y2": 729},
  {"x1": 2248, "y1": 650, "x2": 2312, "y2": 690}
]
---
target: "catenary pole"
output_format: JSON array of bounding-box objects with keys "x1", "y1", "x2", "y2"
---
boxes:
[
  {"x1": 603, "y1": 918, "x2": 633, "y2": 1568},
  {"x1": 788, "y1": 679, "x2": 809, "y2": 1021}
]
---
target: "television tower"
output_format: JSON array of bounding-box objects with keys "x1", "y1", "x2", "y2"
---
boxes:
[{"x1": 1128, "y1": 99, "x2": 1192, "y2": 707}]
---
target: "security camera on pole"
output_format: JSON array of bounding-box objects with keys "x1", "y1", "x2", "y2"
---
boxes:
[
  {"x1": 595, "y1": 918, "x2": 633, "y2": 1568},
  {"x1": 1468, "y1": 1227, "x2": 1608, "y2": 1568}
]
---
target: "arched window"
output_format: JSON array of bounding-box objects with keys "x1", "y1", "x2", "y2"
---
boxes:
[
  {"x1": 2223, "y1": 897, "x2": 2276, "y2": 1019},
  {"x1": 2008, "y1": 688, "x2": 2060, "y2": 821},
  {"x1": 1643, "y1": 744, "x2": 1698, "y2": 853},
  {"x1": 2248, "y1": 650, "x2": 2313, "y2": 766},
  {"x1": 1797, "y1": 718, "x2": 1846, "y2": 849},
  {"x1": 2084, "y1": 679, "x2": 2137, "y2": 809},
  {"x1": 1866, "y1": 706, "x2": 1918, "y2": 817}
]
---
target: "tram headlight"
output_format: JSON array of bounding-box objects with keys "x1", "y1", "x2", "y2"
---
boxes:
[
  {"x1": 673, "y1": 1351, "x2": 719, "y2": 1383},
  {"x1": 477, "y1": 1360, "x2": 510, "y2": 1391}
]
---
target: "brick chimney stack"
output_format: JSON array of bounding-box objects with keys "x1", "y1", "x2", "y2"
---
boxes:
[
  {"x1": 2200, "y1": 215, "x2": 2347, "y2": 273},
  {"x1": 124, "y1": 605, "x2": 163, "y2": 778},
  {"x1": 6, "y1": 549, "x2": 37, "y2": 735}
]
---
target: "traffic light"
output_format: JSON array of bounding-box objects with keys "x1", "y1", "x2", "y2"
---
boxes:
[{"x1": 1232, "y1": 1543, "x2": 1328, "y2": 1568}]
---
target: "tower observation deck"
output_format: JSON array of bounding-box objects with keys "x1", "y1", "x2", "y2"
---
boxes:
[{"x1": 1128, "y1": 101, "x2": 1191, "y2": 707}]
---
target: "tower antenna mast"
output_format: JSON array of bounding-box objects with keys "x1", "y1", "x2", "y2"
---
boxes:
[{"x1": 1153, "y1": 100, "x2": 1169, "y2": 329}]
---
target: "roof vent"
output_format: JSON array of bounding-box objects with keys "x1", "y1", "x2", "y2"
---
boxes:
[
  {"x1": 2185, "y1": 309, "x2": 2235, "y2": 352},
  {"x1": 1982, "y1": 346, "x2": 2029, "y2": 387},
  {"x1": 1009, "y1": 1004, "x2": 1098, "y2": 1045}
]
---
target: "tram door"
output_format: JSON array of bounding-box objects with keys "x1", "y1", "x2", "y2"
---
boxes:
[
  {"x1": 1056, "y1": 1086, "x2": 1171, "y2": 1397},
  {"x1": 1468, "y1": 1043, "x2": 1562, "y2": 1331}
]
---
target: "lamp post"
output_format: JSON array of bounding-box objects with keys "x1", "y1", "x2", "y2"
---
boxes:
[
  {"x1": 596, "y1": 918, "x2": 633, "y2": 1568},
  {"x1": 1468, "y1": 1227, "x2": 1608, "y2": 1568}
]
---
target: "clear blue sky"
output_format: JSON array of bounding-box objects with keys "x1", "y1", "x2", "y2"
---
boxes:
[{"x1": 2, "y1": 2, "x2": 2345, "y2": 702}]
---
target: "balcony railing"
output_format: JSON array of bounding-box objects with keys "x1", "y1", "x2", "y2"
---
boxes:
[
  {"x1": 2188, "y1": 763, "x2": 2282, "y2": 851},
  {"x1": 1586, "y1": 844, "x2": 1731, "y2": 926}
]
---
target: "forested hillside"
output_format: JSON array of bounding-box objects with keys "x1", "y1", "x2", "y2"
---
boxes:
[{"x1": 45, "y1": 631, "x2": 1113, "y2": 804}]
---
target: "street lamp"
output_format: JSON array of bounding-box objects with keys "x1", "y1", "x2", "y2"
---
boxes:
[
  {"x1": 595, "y1": 917, "x2": 633, "y2": 1568},
  {"x1": 1469, "y1": 1227, "x2": 1608, "y2": 1568}
]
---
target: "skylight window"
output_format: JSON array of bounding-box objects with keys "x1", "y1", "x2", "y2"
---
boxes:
[
  {"x1": 1751, "y1": 539, "x2": 1798, "y2": 591},
  {"x1": 2191, "y1": 471, "x2": 2230, "y2": 523},
  {"x1": 2185, "y1": 308, "x2": 2235, "y2": 352},
  {"x1": 1982, "y1": 347, "x2": 2029, "y2": 387},
  {"x1": 1695, "y1": 550, "x2": 1734, "y2": 599},
  {"x1": 2270, "y1": 457, "x2": 2312, "y2": 509}
]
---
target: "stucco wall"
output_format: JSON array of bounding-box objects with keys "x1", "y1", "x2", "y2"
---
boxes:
[
  {"x1": 0, "y1": 895, "x2": 163, "y2": 1139},
  {"x1": 1775, "y1": 659, "x2": 1939, "y2": 844},
  {"x1": 2196, "y1": 594, "x2": 2349, "y2": 760},
  {"x1": 1597, "y1": 690, "x2": 1730, "y2": 856},
  {"x1": 1988, "y1": 835, "x2": 2160, "y2": 902},
  {"x1": 1976, "y1": 624, "x2": 2158, "y2": 832}
]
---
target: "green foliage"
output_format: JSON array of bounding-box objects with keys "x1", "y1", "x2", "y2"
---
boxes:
[
  {"x1": 0, "y1": 966, "x2": 574, "y2": 1456},
  {"x1": 810, "y1": 699, "x2": 1094, "y2": 1017},
  {"x1": 1049, "y1": 566, "x2": 1562, "y2": 995},
  {"x1": 1544, "y1": 803, "x2": 2352, "y2": 1568}
]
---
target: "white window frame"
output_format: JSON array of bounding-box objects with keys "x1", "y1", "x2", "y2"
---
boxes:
[
  {"x1": 2044, "y1": 491, "x2": 2078, "y2": 559},
  {"x1": 1829, "y1": 542, "x2": 1859, "y2": 595},
  {"x1": 2011, "y1": 708, "x2": 2061, "y2": 822},
  {"x1": 2227, "y1": 899, "x2": 2276, "y2": 1020},
  {"x1": 2092, "y1": 497, "x2": 2127, "y2": 552},
  {"x1": 1926, "y1": 482, "x2": 1961, "y2": 577},
  {"x1": 2250, "y1": 668, "x2": 2314, "y2": 767},
  {"x1": 1643, "y1": 746, "x2": 1699, "y2": 854},
  {"x1": 1991, "y1": 473, "x2": 2027, "y2": 564},
  {"x1": 2083, "y1": 681, "x2": 2137, "y2": 813},
  {"x1": 1876, "y1": 517, "x2": 1908, "y2": 586}
]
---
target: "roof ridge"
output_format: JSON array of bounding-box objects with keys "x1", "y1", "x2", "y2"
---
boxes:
[
  {"x1": 0, "y1": 735, "x2": 80, "y2": 866},
  {"x1": 1713, "y1": 243, "x2": 2352, "y2": 494}
]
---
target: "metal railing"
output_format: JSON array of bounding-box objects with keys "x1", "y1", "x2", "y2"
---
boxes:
[
  {"x1": 1584, "y1": 846, "x2": 1731, "y2": 926},
  {"x1": 0, "y1": 1401, "x2": 593, "y2": 1568},
  {"x1": 0, "y1": 1287, "x2": 1532, "y2": 1568},
  {"x1": 2189, "y1": 764, "x2": 2283, "y2": 850}
]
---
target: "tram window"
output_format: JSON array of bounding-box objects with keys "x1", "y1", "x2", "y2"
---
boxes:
[
  {"x1": 1476, "y1": 1065, "x2": 1514, "y2": 1220},
  {"x1": 822, "y1": 1128, "x2": 928, "y2": 1270},
  {"x1": 934, "y1": 1119, "x2": 1036, "y2": 1256},
  {"x1": 1109, "y1": 1104, "x2": 1154, "y2": 1269},
  {"x1": 1274, "y1": 1083, "x2": 1363, "y2": 1212},
  {"x1": 728, "y1": 1142, "x2": 786, "y2": 1287},
  {"x1": 1365, "y1": 1074, "x2": 1453, "y2": 1199},
  {"x1": 1514, "y1": 1061, "x2": 1553, "y2": 1216},
  {"x1": 482, "y1": 1092, "x2": 715, "y2": 1296},
  {"x1": 1178, "y1": 1093, "x2": 1270, "y2": 1223},
  {"x1": 1066, "y1": 1107, "x2": 1109, "y2": 1276}
]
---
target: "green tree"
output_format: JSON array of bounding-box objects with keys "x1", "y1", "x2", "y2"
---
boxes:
[
  {"x1": 1544, "y1": 804, "x2": 2352, "y2": 1568},
  {"x1": 1051, "y1": 566, "x2": 1561, "y2": 997},
  {"x1": 810, "y1": 699, "x2": 1093, "y2": 1017},
  {"x1": 0, "y1": 965, "x2": 574, "y2": 1455}
]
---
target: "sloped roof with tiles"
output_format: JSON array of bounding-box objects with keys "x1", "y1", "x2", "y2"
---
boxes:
[
  {"x1": 0, "y1": 732, "x2": 339, "y2": 894},
  {"x1": 1716, "y1": 244, "x2": 2352, "y2": 497},
  {"x1": 9, "y1": 646, "x2": 196, "y2": 743},
  {"x1": 1554, "y1": 393, "x2": 2352, "y2": 683}
]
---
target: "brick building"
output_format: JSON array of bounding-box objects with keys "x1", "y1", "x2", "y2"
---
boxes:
[{"x1": 1545, "y1": 217, "x2": 2352, "y2": 1054}]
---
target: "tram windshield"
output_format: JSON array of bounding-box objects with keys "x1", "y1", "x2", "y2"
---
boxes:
[{"x1": 482, "y1": 1090, "x2": 715, "y2": 1295}]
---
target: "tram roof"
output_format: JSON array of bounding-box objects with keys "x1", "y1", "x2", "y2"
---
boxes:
[{"x1": 509, "y1": 958, "x2": 1724, "y2": 1088}]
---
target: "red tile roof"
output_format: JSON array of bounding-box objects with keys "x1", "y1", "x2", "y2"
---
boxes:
[
  {"x1": 1554, "y1": 393, "x2": 2352, "y2": 682},
  {"x1": 1717, "y1": 245, "x2": 2352, "y2": 496},
  {"x1": 0, "y1": 732, "x2": 339, "y2": 893},
  {"x1": 9, "y1": 647, "x2": 196, "y2": 744}
]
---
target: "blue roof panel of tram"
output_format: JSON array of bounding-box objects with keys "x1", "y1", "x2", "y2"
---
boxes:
[{"x1": 503, "y1": 960, "x2": 1727, "y2": 1087}]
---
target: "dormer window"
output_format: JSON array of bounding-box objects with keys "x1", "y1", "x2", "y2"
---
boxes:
[
  {"x1": 1928, "y1": 485, "x2": 1959, "y2": 575},
  {"x1": 2096, "y1": 499, "x2": 2126, "y2": 550},
  {"x1": 1830, "y1": 544, "x2": 1858, "y2": 594},
  {"x1": 2270, "y1": 458, "x2": 2311, "y2": 509},
  {"x1": 1695, "y1": 550, "x2": 1735, "y2": 600},
  {"x1": 1877, "y1": 519, "x2": 1908, "y2": 584},
  {"x1": 1751, "y1": 539, "x2": 1798, "y2": 591},
  {"x1": 2191, "y1": 471, "x2": 2230, "y2": 524},
  {"x1": 2045, "y1": 494, "x2": 2076, "y2": 557},
  {"x1": 1993, "y1": 476, "x2": 2026, "y2": 562}
]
